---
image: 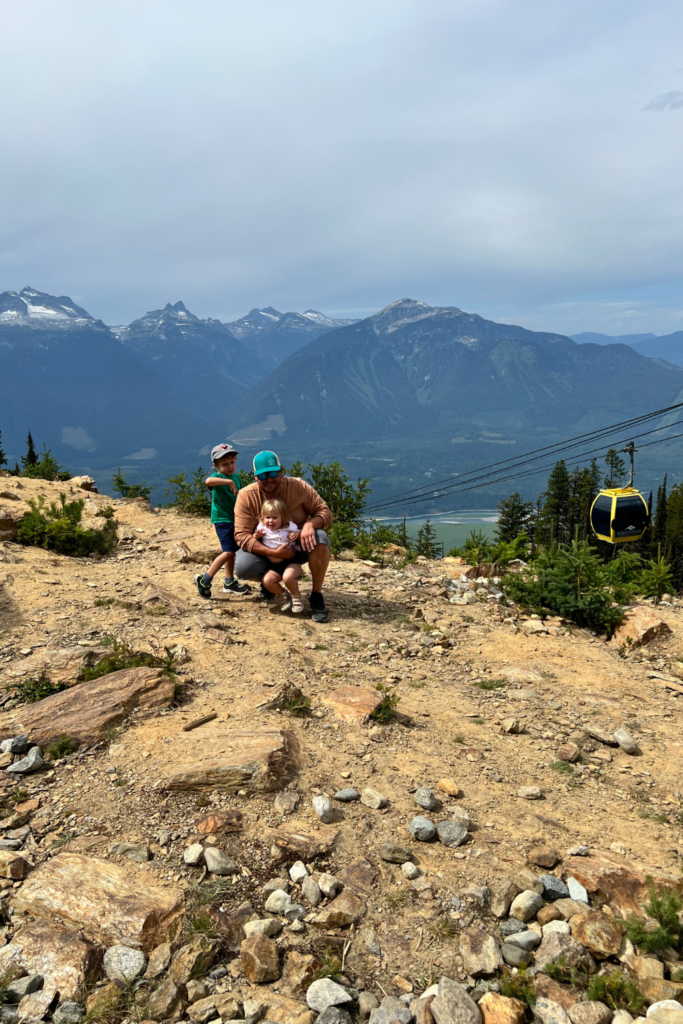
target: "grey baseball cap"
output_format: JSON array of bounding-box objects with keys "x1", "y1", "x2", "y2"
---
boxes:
[{"x1": 211, "y1": 443, "x2": 239, "y2": 462}]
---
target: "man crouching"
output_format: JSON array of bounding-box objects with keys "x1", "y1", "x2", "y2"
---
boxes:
[{"x1": 234, "y1": 450, "x2": 333, "y2": 623}]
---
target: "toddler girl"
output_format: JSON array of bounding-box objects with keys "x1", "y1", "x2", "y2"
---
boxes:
[{"x1": 255, "y1": 499, "x2": 303, "y2": 613}]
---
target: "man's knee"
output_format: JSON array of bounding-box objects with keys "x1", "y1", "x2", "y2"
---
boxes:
[{"x1": 235, "y1": 549, "x2": 268, "y2": 580}]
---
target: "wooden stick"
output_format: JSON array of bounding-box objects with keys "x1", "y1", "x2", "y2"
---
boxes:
[{"x1": 182, "y1": 713, "x2": 218, "y2": 732}]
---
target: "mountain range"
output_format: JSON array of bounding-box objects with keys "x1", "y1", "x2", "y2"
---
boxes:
[
  {"x1": 571, "y1": 330, "x2": 683, "y2": 366},
  {"x1": 2, "y1": 286, "x2": 682, "y2": 505}
]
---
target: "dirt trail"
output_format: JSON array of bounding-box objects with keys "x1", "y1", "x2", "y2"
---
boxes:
[{"x1": 0, "y1": 476, "x2": 682, "y2": 994}]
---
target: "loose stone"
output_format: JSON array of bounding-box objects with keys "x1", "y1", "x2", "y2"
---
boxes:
[
  {"x1": 312, "y1": 796, "x2": 334, "y2": 823},
  {"x1": 410, "y1": 816, "x2": 436, "y2": 841},
  {"x1": 414, "y1": 786, "x2": 439, "y2": 811},
  {"x1": 203, "y1": 848, "x2": 237, "y2": 875},
  {"x1": 436, "y1": 820, "x2": 468, "y2": 847},
  {"x1": 334, "y1": 789, "x2": 360, "y2": 802},
  {"x1": 361, "y1": 788, "x2": 388, "y2": 809},
  {"x1": 103, "y1": 946, "x2": 146, "y2": 983}
]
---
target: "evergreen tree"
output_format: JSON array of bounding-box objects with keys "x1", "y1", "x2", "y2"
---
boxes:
[
  {"x1": 536, "y1": 460, "x2": 571, "y2": 543},
  {"x1": 415, "y1": 519, "x2": 440, "y2": 558},
  {"x1": 0, "y1": 430, "x2": 6, "y2": 468},
  {"x1": 651, "y1": 476, "x2": 668, "y2": 553},
  {"x1": 495, "y1": 492, "x2": 534, "y2": 543},
  {"x1": 21, "y1": 431, "x2": 38, "y2": 469},
  {"x1": 21, "y1": 445, "x2": 70, "y2": 482},
  {"x1": 112, "y1": 468, "x2": 152, "y2": 501},
  {"x1": 604, "y1": 448, "x2": 627, "y2": 488}
]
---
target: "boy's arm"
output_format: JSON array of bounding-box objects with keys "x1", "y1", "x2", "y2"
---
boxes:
[{"x1": 205, "y1": 476, "x2": 237, "y2": 493}]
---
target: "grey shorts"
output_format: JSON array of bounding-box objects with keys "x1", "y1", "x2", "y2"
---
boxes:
[{"x1": 235, "y1": 529, "x2": 330, "y2": 580}]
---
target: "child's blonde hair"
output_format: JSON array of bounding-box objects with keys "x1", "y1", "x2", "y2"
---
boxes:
[{"x1": 261, "y1": 498, "x2": 291, "y2": 524}]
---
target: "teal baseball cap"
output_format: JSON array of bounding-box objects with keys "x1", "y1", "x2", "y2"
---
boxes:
[{"x1": 253, "y1": 450, "x2": 282, "y2": 476}]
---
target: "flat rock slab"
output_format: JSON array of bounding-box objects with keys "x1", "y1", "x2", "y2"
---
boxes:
[
  {"x1": 0, "y1": 919, "x2": 101, "y2": 998},
  {"x1": 0, "y1": 667, "x2": 174, "y2": 747},
  {"x1": 141, "y1": 585, "x2": 191, "y2": 616},
  {"x1": 321, "y1": 686, "x2": 383, "y2": 725},
  {"x1": 565, "y1": 850, "x2": 683, "y2": 918},
  {"x1": 0, "y1": 647, "x2": 106, "y2": 687},
  {"x1": 157, "y1": 727, "x2": 300, "y2": 792},
  {"x1": 268, "y1": 828, "x2": 337, "y2": 860},
  {"x1": 12, "y1": 853, "x2": 184, "y2": 951}
]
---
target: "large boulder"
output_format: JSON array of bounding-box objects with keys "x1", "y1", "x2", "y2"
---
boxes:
[
  {"x1": 571, "y1": 912, "x2": 623, "y2": 958},
  {"x1": 565, "y1": 850, "x2": 683, "y2": 918},
  {"x1": 610, "y1": 609, "x2": 671, "y2": 649},
  {"x1": 0, "y1": 667, "x2": 175, "y2": 747},
  {"x1": 156, "y1": 727, "x2": 300, "y2": 792},
  {"x1": 12, "y1": 853, "x2": 184, "y2": 951},
  {"x1": 0, "y1": 919, "x2": 101, "y2": 999}
]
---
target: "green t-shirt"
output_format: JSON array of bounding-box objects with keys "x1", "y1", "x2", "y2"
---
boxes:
[{"x1": 209, "y1": 471, "x2": 240, "y2": 524}]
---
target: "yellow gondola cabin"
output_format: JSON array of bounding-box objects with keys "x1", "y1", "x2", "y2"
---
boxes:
[{"x1": 589, "y1": 487, "x2": 649, "y2": 544}]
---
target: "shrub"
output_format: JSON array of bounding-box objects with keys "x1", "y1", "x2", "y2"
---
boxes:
[
  {"x1": 473, "y1": 678, "x2": 505, "y2": 690},
  {"x1": 164, "y1": 468, "x2": 212, "y2": 516},
  {"x1": 15, "y1": 677, "x2": 68, "y2": 703},
  {"x1": 637, "y1": 546, "x2": 675, "y2": 603},
  {"x1": 46, "y1": 735, "x2": 77, "y2": 760},
  {"x1": 17, "y1": 494, "x2": 117, "y2": 557},
  {"x1": 21, "y1": 445, "x2": 71, "y2": 481},
  {"x1": 370, "y1": 691, "x2": 401, "y2": 723},
  {"x1": 585, "y1": 971, "x2": 645, "y2": 1015},
  {"x1": 111, "y1": 468, "x2": 152, "y2": 501},
  {"x1": 621, "y1": 876, "x2": 683, "y2": 954},
  {"x1": 503, "y1": 537, "x2": 624, "y2": 636},
  {"x1": 328, "y1": 521, "x2": 356, "y2": 556},
  {"x1": 81, "y1": 639, "x2": 165, "y2": 681},
  {"x1": 415, "y1": 519, "x2": 440, "y2": 559},
  {"x1": 500, "y1": 966, "x2": 536, "y2": 1006},
  {"x1": 282, "y1": 695, "x2": 312, "y2": 717}
]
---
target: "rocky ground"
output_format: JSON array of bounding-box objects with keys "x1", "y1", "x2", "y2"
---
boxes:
[{"x1": 0, "y1": 476, "x2": 682, "y2": 1024}]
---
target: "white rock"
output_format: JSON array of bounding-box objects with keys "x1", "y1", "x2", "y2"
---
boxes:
[
  {"x1": 647, "y1": 1004, "x2": 683, "y2": 1017},
  {"x1": 289, "y1": 860, "x2": 309, "y2": 884},
  {"x1": 265, "y1": 889, "x2": 294, "y2": 913},
  {"x1": 567, "y1": 877, "x2": 589, "y2": 903},
  {"x1": 243, "y1": 918, "x2": 283, "y2": 938},
  {"x1": 361, "y1": 787, "x2": 388, "y2": 809},
  {"x1": 401, "y1": 862, "x2": 420, "y2": 880},
  {"x1": 103, "y1": 945, "x2": 146, "y2": 982},
  {"x1": 183, "y1": 843, "x2": 204, "y2": 866},
  {"x1": 306, "y1": 978, "x2": 353, "y2": 1013},
  {"x1": 203, "y1": 847, "x2": 237, "y2": 875},
  {"x1": 318, "y1": 872, "x2": 340, "y2": 898},
  {"x1": 312, "y1": 795, "x2": 334, "y2": 823},
  {"x1": 543, "y1": 920, "x2": 570, "y2": 935},
  {"x1": 614, "y1": 728, "x2": 639, "y2": 755}
]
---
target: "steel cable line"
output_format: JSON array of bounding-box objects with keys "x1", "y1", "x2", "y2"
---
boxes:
[
  {"x1": 364, "y1": 402, "x2": 683, "y2": 511},
  {"x1": 368, "y1": 425, "x2": 683, "y2": 513},
  {"x1": 365, "y1": 404, "x2": 683, "y2": 513}
]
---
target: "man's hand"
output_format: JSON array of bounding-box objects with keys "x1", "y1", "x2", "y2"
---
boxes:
[
  {"x1": 300, "y1": 521, "x2": 317, "y2": 553},
  {"x1": 273, "y1": 542, "x2": 295, "y2": 559}
]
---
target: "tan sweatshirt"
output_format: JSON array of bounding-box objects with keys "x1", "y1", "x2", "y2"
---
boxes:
[{"x1": 234, "y1": 477, "x2": 333, "y2": 552}]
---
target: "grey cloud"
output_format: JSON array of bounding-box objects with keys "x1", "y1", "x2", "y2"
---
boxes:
[
  {"x1": 2, "y1": 0, "x2": 683, "y2": 336},
  {"x1": 643, "y1": 90, "x2": 683, "y2": 112}
]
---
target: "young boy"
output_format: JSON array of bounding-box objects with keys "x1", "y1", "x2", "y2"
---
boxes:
[{"x1": 195, "y1": 444, "x2": 249, "y2": 598}]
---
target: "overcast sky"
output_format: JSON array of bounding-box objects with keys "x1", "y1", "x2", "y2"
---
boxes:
[{"x1": 2, "y1": 0, "x2": 683, "y2": 335}]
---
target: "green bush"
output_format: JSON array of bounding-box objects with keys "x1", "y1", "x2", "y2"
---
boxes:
[
  {"x1": 164, "y1": 467, "x2": 212, "y2": 516},
  {"x1": 370, "y1": 690, "x2": 401, "y2": 723},
  {"x1": 21, "y1": 445, "x2": 71, "y2": 481},
  {"x1": 17, "y1": 494, "x2": 117, "y2": 557},
  {"x1": 585, "y1": 972, "x2": 645, "y2": 1015},
  {"x1": 46, "y1": 735, "x2": 77, "y2": 760},
  {"x1": 81, "y1": 639, "x2": 166, "y2": 681},
  {"x1": 503, "y1": 537, "x2": 624, "y2": 636},
  {"x1": 637, "y1": 546, "x2": 675, "y2": 603},
  {"x1": 621, "y1": 876, "x2": 683, "y2": 954},
  {"x1": 500, "y1": 966, "x2": 535, "y2": 1006},
  {"x1": 328, "y1": 521, "x2": 356, "y2": 556},
  {"x1": 15, "y1": 678, "x2": 68, "y2": 703},
  {"x1": 111, "y1": 468, "x2": 152, "y2": 501}
]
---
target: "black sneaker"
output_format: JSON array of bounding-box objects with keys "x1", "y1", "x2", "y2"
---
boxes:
[
  {"x1": 194, "y1": 574, "x2": 212, "y2": 599},
  {"x1": 223, "y1": 579, "x2": 249, "y2": 595},
  {"x1": 309, "y1": 591, "x2": 329, "y2": 623},
  {"x1": 257, "y1": 582, "x2": 275, "y2": 601}
]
